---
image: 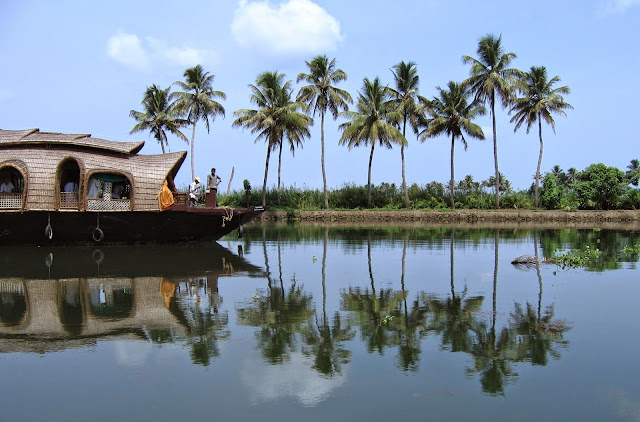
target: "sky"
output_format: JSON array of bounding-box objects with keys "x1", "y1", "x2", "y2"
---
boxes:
[{"x1": 1, "y1": 0, "x2": 639, "y2": 192}]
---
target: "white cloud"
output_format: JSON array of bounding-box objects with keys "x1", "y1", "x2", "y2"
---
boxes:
[
  {"x1": 231, "y1": 0, "x2": 343, "y2": 56},
  {"x1": 598, "y1": 0, "x2": 640, "y2": 15},
  {"x1": 107, "y1": 31, "x2": 150, "y2": 71},
  {"x1": 107, "y1": 30, "x2": 215, "y2": 71}
]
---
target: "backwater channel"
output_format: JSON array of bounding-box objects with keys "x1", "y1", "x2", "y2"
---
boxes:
[{"x1": 1, "y1": 223, "x2": 639, "y2": 421}]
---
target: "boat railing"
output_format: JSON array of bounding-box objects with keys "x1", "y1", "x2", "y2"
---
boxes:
[
  {"x1": 0, "y1": 192, "x2": 23, "y2": 209},
  {"x1": 59, "y1": 192, "x2": 79, "y2": 209},
  {"x1": 87, "y1": 198, "x2": 131, "y2": 211}
]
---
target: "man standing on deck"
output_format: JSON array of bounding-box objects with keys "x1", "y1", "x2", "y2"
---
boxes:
[{"x1": 206, "y1": 168, "x2": 221, "y2": 207}]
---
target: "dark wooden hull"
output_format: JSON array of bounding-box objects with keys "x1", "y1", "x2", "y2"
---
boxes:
[{"x1": 0, "y1": 206, "x2": 264, "y2": 245}]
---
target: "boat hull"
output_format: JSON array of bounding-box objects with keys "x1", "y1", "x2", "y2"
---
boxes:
[{"x1": 0, "y1": 207, "x2": 263, "y2": 245}]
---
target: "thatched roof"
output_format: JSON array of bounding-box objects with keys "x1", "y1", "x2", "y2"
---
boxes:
[
  {"x1": 0, "y1": 129, "x2": 187, "y2": 211},
  {"x1": 0, "y1": 128, "x2": 145, "y2": 155}
]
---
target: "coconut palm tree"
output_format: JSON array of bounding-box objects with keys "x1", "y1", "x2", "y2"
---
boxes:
[
  {"x1": 129, "y1": 84, "x2": 188, "y2": 153},
  {"x1": 388, "y1": 61, "x2": 428, "y2": 208},
  {"x1": 234, "y1": 71, "x2": 309, "y2": 207},
  {"x1": 463, "y1": 34, "x2": 522, "y2": 208},
  {"x1": 510, "y1": 66, "x2": 572, "y2": 207},
  {"x1": 626, "y1": 159, "x2": 640, "y2": 186},
  {"x1": 297, "y1": 55, "x2": 352, "y2": 209},
  {"x1": 419, "y1": 81, "x2": 485, "y2": 209},
  {"x1": 172, "y1": 65, "x2": 226, "y2": 182},
  {"x1": 339, "y1": 77, "x2": 406, "y2": 208},
  {"x1": 275, "y1": 83, "x2": 312, "y2": 206}
]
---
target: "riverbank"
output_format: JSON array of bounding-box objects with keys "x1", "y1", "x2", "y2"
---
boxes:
[{"x1": 256, "y1": 209, "x2": 640, "y2": 229}]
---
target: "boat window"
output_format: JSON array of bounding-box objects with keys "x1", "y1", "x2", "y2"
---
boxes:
[
  {"x1": 87, "y1": 173, "x2": 132, "y2": 211},
  {"x1": 58, "y1": 159, "x2": 80, "y2": 210},
  {"x1": 0, "y1": 167, "x2": 25, "y2": 210}
]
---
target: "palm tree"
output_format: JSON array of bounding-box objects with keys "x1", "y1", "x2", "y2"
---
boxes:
[
  {"x1": 510, "y1": 66, "x2": 572, "y2": 207},
  {"x1": 339, "y1": 77, "x2": 406, "y2": 208},
  {"x1": 626, "y1": 159, "x2": 640, "y2": 186},
  {"x1": 275, "y1": 83, "x2": 312, "y2": 206},
  {"x1": 419, "y1": 81, "x2": 485, "y2": 209},
  {"x1": 129, "y1": 84, "x2": 188, "y2": 153},
  {"x1": 234, "y1": 71, "x2": 309, "y2": 207},
  {"x1": 172, "y1": 65, "x2": 226, "y2": 182},
  {"x1": 463, "y1": 34, "x2": 522, "y2": 208},
  {"x1": 297, "y1": 55, "x2": 352, "y2": 209},
  {"x1": 389, "y1": 61, "x2": 428, "y2": 208}
]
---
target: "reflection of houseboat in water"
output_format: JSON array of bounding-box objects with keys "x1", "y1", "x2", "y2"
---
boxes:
[
  {"x1": 0, "y1": 244, "x2": 265, "y2": 354},
  {"x1": 0, "y1": 129, "x2": 264, "y2": 245}
]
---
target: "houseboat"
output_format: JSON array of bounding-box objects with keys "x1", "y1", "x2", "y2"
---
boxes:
[{"x1": 0, "y1": 128, "x2": 264, "y2": 245}]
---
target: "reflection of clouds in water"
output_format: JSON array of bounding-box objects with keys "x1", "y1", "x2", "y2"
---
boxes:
[
  {"x1": 241, "y1": 352, "x2": 346, "y2": 407},
  {"x1": 114, "y1": 341, "x2": 151, "y2": 366},
  {"x1": 603, "y1": 388, "x2": 640, "y2": 421}
]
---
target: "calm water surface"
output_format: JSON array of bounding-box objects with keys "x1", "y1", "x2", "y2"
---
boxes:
[{"x1": 1, "y1": 224, "x2": 639, "y2": 421}]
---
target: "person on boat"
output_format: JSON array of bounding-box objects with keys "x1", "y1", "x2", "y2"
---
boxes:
[
  {"x1": 112, "y1": 183, "x2": 124, "y2": 199},
  {"x1": 63, "y1": 180, "x2": 78, "y2": 193},
  {"x1": 0, "y1": 176, "x2": 14, "y2": 193},
  {"x1": 87, "y1": 177, "x2": 101, "y2": 198},
  {"x1": 189, "y1": 177, "x2": 202, "y2": 206},
  {"x1": 206, "y1": 168, "x2": 222, "y2": 207}
]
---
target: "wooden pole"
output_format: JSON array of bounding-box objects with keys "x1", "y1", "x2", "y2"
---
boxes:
[{"x1": 227, "y1": 166, "x2": 234, "y2": 195}]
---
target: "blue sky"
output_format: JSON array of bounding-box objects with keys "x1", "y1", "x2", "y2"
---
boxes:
[{"x1": 1, "y1": 0, "x2": 639, "y2": 192}]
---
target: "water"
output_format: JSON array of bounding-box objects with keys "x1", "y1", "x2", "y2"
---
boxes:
[{"x1": 1, "y1": 224, "x2": 639, "y2": 421}]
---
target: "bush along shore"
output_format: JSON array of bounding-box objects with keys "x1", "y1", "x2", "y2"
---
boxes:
[{"x1": 216, "y1": 175, "x2": 640, "y2": 225}]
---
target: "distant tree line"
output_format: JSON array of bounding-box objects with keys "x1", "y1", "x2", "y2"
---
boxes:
[{"x1": 128, "y1": 34, "x2": 639, "y2": 211}]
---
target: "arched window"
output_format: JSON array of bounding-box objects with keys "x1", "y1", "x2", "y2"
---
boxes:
[
  {"x1": 86, "y1": 173, "x2": 132, "y2": 211},
  {"x1": 57, "y1": 159, "x2": 81, "y2": 210},
  {"x1": 0, "y1": 166, "x2": 25, "y2": 210}
]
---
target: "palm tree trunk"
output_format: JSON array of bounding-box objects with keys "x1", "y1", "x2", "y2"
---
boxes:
[
  {"x1": 491, "y1": 91, "x2": 500, "y2": 209},
  {"x1": 262, "y1": 144, "x2": 271, "y2": 207},
  {"x1": 322, "y1": 226, "x2": 328, "y2": 324},
  {"x1": 321, "y1": 111, "x2": 329, "y2": 210},
  {"x1": 534, "y1": 115, "x2": 544, "y2": 208},
  {"x1": 190, "y1": 118, "x2": 197, "y2": 182},
  {"x1": 402, "y1": 118, "x2": 409, "y2": 208},
  {"x1": 450, "y1": 229, "x2": 455, "y2": 297},
  {"x1": 450, "y1": 134, "x2": 456, "y2": 210},
  {"x1": 367, "y1": 141, "x2": 375, "y2": 208},
  {"x1": 277, "y1": 137, "x2": 283, "y2": 207}
]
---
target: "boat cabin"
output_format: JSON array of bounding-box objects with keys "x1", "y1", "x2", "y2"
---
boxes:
[{"x1": 0, "y1": 129, "x2": 186, "y2": 212}]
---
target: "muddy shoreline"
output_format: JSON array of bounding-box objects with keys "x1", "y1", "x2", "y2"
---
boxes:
[{"x1": 255, "y1": 209, "x2": 640, "y2": 230}]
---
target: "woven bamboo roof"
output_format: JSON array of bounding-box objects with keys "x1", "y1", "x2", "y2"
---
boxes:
[
  {"x1": 0, "y1": 129, "x2": 187, "y2": 211},
  {"x1": 0, "y1": 128, "x2": 145, "y2": 155}
]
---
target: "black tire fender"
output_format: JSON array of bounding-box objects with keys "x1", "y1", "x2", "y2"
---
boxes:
[{"x1": 92, "y1": 227, "x2": 104, "y2": 242}]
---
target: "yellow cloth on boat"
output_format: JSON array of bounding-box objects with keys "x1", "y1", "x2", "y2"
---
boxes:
[{"x1": 158, "y1": 180, "x2": 174, "y2": 210}]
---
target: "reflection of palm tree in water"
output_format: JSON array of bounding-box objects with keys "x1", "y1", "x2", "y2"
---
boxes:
[
  {"x1": 341, "y1": 229, "x2": 404, "y2": 354},
  {"x1": 467, "y1": 229, "x2": 518, "y2": 396},
  {"x1": 510, "y1": 230, "x2": 570, "y2": 366},
  {"x1": 303, "y1": 227, "x2": 354, "y2": 376},
  {"x1": 236, "y1": 227, "x2": 314, "y2": 364},
  {"x1": 393, "y1": 229, "x2": 429, "y2": 372},
  {"x1": 427, "y1": 229, "x2": 483, "y2": 354}
]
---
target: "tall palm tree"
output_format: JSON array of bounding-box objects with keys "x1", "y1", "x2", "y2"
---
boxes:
[
  {"x1": 275, "y1": 83, "x2": 312, "y2": 206},
  {"x1": 510, "y1": 66, "x2": 572, "y2": 207},
  {"x1": 172, "y1": 65, "x2": 226, "y2": 182},
  {"x1": 389, "y1": 61, "x2": 428, "y2": 208},
  {"x1": 463, "y1": 34, "x2": 522, "y2": 208},
  {"x1": 234, "y1": 71, "x2": 309, "y2": 207},
  {"x1": 297, "y1": 55, "x2": 352, "y2": 209},
  {"x1": 129, "y1": 84, "x2": 188, "y2": 153},
  {"x1": 339, "y1": 77, "x2": 406, "y2": 208},
  {"x1": 419, "y1": 81, "x2": 485, "y2": 209}
]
